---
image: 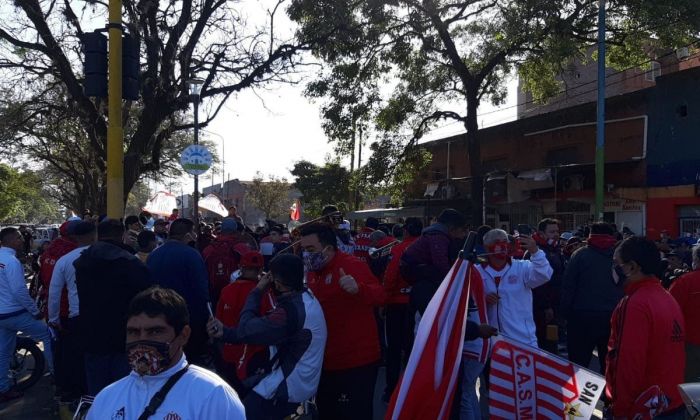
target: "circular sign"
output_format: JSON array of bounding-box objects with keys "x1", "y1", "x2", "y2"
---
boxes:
[{"x1": 180, "y1": 144, "x2": 212, "y2": 175}]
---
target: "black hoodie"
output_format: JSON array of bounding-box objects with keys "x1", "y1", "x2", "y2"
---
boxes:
[
  {"x1": 559, "y1": 241, "x2": 624, "y2": 318},
  {"x1": 74, "y1": 240, "x2": 153, "y2": 354}
]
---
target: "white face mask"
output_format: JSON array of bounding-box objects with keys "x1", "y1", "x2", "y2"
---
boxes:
[{"x1": 230, "y1": 269, "x2": 241, "y2": 282}]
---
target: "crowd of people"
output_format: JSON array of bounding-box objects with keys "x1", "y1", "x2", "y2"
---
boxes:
[{"x1": 0, "y1": 204, "x2": 698, "y2": 419}]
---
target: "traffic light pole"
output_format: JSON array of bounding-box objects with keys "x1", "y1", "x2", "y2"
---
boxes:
[
  {"x1": 595, "y1": 0, "x2": 606, "y2": 221},
  {"x1": 106, "y1": 0, "x2": 124, "y2": 219}
]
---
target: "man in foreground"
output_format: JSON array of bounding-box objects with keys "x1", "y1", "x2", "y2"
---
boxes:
[
  {"x1": 606, "y1": 237, "x2": 686, "y2": 419},
  {"x1": 86, "y1": 287, "x2": 245, "y2": 419}
]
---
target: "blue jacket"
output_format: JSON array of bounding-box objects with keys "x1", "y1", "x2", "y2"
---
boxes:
[{"x1": 147, "y1": 241, "x2": 210, "y2": 327}]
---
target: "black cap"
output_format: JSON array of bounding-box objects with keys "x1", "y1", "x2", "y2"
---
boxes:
[{"x1": 74, "y1": 221, "x2": 96, "y2": 236}]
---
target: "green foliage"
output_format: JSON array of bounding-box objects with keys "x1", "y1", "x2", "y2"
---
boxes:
[
  {"x1": 290, "y1": 161, "x2": 351, "y2": 219},
  {"x1": 0, "y1": 164, "x2": 61, "y2": 224},
  {"x1": 245, "y1": 173, "x2": 292, "y2": 222},
  {"x1": 289, "y1": 0, "x2": 700, "y2": 224},
  {"x1": 124, "y1": 181, "x2": 152, "y2": 217}
]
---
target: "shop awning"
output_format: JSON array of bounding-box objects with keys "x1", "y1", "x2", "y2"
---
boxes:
[
  {"x1": 346, "y1": 207, "x2": 425, "y2": 220},
  {"x1": 424, "y1": 182, "x2": 439, "y2": 197}
]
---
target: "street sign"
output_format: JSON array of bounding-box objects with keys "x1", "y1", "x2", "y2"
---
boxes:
[{"x1": 180, "y1": 144, "x2": 212, "y2": 175}]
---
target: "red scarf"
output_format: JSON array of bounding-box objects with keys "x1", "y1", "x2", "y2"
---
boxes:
[{"x1": 587, "y1": 234, "x2": 618, "y2": 251}]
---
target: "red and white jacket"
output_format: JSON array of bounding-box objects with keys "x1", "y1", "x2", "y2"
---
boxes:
[
  {"x1": 306, "y1": 252, "x2": 385, "y2": 371},
  {"x1": 383, "y1": 236, "x2": 418, "y2": 305},
  {"x1": 478, "y1": 249, "x2": 552, "y2": 347},
  {"x1": 606, "y1": 277, "x2": 686, "y2": 418}
]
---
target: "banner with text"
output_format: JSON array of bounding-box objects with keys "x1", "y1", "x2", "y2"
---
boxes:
[{"x1": 489, "y1": 336, "x2": 605, "y2": 420}]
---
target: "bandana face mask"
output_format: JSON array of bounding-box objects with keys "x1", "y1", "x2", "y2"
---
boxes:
[
  {"x1": 126, "y1": 340, "x2": 173, "y2": 376},
  {"x1": 303, "y1": 247, "x2": 329, "y2": 272},
  {"x1": 486, "y1": 241, "x2": 510, "y2": 257}
]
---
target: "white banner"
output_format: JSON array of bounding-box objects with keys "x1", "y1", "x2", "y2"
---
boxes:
[
  {"x1": 143, "y1": 192, "x2": 177, "y2": 217},
  {"x1": 199, "y1": 194, "x2": 228, "y2": 217}
]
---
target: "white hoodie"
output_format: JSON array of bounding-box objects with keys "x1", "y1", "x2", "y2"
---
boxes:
[
  {"x1": 476, "y1": 249, "x2": 553, "y2": 347},
  {"x1": 86, "y1": 354, "x2": 245, "y2": 420}
]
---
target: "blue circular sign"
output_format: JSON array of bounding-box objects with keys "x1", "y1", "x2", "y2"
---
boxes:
[{"x1": 180, "y1": 144, "x2": 213, "y2": 175}]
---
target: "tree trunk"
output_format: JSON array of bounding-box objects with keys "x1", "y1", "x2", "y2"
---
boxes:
[{"x1": 465, "y1": 90, "x2": 483, "y2": 226}]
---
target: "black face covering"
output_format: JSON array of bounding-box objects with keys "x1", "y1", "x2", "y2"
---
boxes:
[{"x1": 612, "y1": 265, "x2": 627, "y2": 285}]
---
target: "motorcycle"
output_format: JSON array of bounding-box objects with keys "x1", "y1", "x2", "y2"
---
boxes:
[{"x1": 10, "y1": 333, "x2": 46, "y2": 392}]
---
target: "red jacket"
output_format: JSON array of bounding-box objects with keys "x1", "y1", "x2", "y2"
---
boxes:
[
  {"x1": 39, "y1": 237, "x2": 77, "y2": 319},
  {"x1": 383, "y1": 236, "x2": 419, "y2": 305},
  {"x1": 353, "y1": 227, "x2": 375, "y2": 262},
  {"x1": 606, "y1": 277, "x2": 685, "y2": 418},
  {"x1": 306, "y1": 252, "x2": 385, "y2": 371},
  {"x1": 216, "y1": 279, "x2": 274, "y2": 375},
  {"x1": 670, "y1": 270, "x2": 700, "y2": 345}
]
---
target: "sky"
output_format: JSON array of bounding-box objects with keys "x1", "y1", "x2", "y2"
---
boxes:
[
  {"x1": 160, "y1": 0, "x2": 519, "y2": 195},
  {"x1": 168, "y1": 74, "x2": 518, "y2": 194}
]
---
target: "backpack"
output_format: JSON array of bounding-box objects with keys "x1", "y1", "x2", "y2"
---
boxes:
[{"x1": 204, "y1": 240, "x2": 240, "y2": 305}]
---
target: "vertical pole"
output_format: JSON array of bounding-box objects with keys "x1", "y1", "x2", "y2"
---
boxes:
[
  {"x1": 595, "y1": 0, "x2": 606, "y2": 220},
  {"x1": 193, "y1": 99, "x2": 200, "y2": 232},
  {"x1": 350, "y1": 118, "x2": 356, "y2": 210},
  {"x1": 106, "y1": 0, "x2": 123, "y2": 218},
  {"x1": 446, "y1": 141, "x2": 451, "y2": 179},
  {"x1": 355, "y1": 124, "x2": 363, "y2": 210}
]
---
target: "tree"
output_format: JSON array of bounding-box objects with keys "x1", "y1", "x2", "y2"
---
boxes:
[
  {"x1": 245, "y1": 172, "x2": 292, "y2": 222},
  {"x1": 0, "y1": 0, "x2": 331, "y2": 213},
  {"x1": 124, "y1": 181, "x2": 152, "y2": 217},
  {"x1": 289, "y1": 0, "x2": 700, "y2": 224},
  {"x1": 291, "y1": 160, "x2": 351, "y2": 218},
  {"x1": 0, "y1": 163, "x2": 61, "y2": 223}
]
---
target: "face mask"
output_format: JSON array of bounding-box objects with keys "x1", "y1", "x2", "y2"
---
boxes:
[
  {"x1": 303, "y1": 248, "x2": 328, "y2": 272},
  {"x1": 230, "y1": 269, "x2": 241, "y2": 282},
  {"x1": 486, "y1": 241, "x2": 510, "y2": 257},
  {"x1": 612, "y1": 265, "x2": 627, "y2": 285},
  {"x1": 126, "y1": 340, "x2": 173, "y2": 376}
]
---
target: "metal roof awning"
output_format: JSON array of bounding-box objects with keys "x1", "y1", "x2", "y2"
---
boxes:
[{"x1": 346, "y1": 207, "x2": 425, "y2": 220}]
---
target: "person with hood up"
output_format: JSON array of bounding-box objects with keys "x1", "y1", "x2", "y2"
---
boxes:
[
  {"x1": 560, "y1": 222, "x2": 624, "y2": 374},
  {"x1": 400, "y1": 208, "x2": 468, "y2": 316},
  {"x1": 202, "y1": 218, "x2": 242, "y2": 306},
  {"x1": 38, "y1": 219, "x2": 80, "y2": 319}
]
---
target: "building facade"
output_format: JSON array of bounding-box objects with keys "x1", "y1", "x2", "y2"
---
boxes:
[{"x1": 407, "y1": 66, "x2": 700, "y2": 239}]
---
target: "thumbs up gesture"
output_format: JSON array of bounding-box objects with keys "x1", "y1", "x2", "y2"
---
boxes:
[{"x1": 339, "y1": 268, "x2": 359, "y2": 295}]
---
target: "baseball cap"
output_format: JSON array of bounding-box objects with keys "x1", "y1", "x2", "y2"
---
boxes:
[
  {"x1": 73, "y1": 221, "x2": 96, "y2": 236},
  {"x1": 221, "y1": 218, "x2": 238, "y2": 234},
  {"x1": 240, "y1": 251, "x2": 264, "y2": 269},
  {"x1": 59, "y1": 220, "x2": 81, "y2": 236}
]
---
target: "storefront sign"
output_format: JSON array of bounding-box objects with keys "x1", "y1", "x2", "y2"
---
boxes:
[{"x1": 603, "y1": 199, "x2": 643, "y2": 212}]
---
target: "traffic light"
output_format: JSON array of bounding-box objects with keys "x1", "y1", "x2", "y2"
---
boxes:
[
  {"x1": 122, "y1": 33, "x2": 139, "y2": 100},
  {"x1": 82, "y1": 32, "x2": 107, "y2": 98}
]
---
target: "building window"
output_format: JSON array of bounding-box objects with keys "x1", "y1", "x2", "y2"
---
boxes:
[{"x1": 645, "y1": 61, "x2": 661, "y2": 82}]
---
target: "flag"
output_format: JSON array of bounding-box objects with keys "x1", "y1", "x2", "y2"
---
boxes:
[
  {"x1": 198, "y1": 194, "x2": 228, "y2": 217},
  {"x1": 386, "y1": 258, "x2": 487, "y2": 420},
  {"x1": 143, "y1": 191, "x2": 177, "y2": 216},
  {"x1": 290, "y1": 199, "x2": 301, "y2": 221},
  {"x1": 489, "y1": 336, "x2": 606, "y2": 420}
]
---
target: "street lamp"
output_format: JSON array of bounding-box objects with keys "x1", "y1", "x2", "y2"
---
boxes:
[{"x1": 188, "y1": 78, "x2": 204, "y2": 232}]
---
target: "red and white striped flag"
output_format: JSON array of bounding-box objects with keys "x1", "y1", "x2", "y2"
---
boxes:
[
  {"x1": 489, "y1": 336, "x2": 606, "y2": 419},
  {"x1": 290, "y1": 199, "x2": 301, "y2": 221},
  {"x1": 386, "y1": 258, "x2": 488, "y2": 420}
]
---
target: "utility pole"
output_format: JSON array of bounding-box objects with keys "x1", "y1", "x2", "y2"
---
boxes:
[
  {"x1": 595, "y1": 0, "x2": 606, "y2": 220},
  {"x1": 106, "y1": 0, "x2": 123, "y2": 218},
  {"x1": 355, "y1": 124, "x2": 363, "y2": 210}
]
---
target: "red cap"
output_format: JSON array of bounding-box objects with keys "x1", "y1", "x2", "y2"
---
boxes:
[{"x1": 240, "y1": 251, "x2": 264, "y2": 269}]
